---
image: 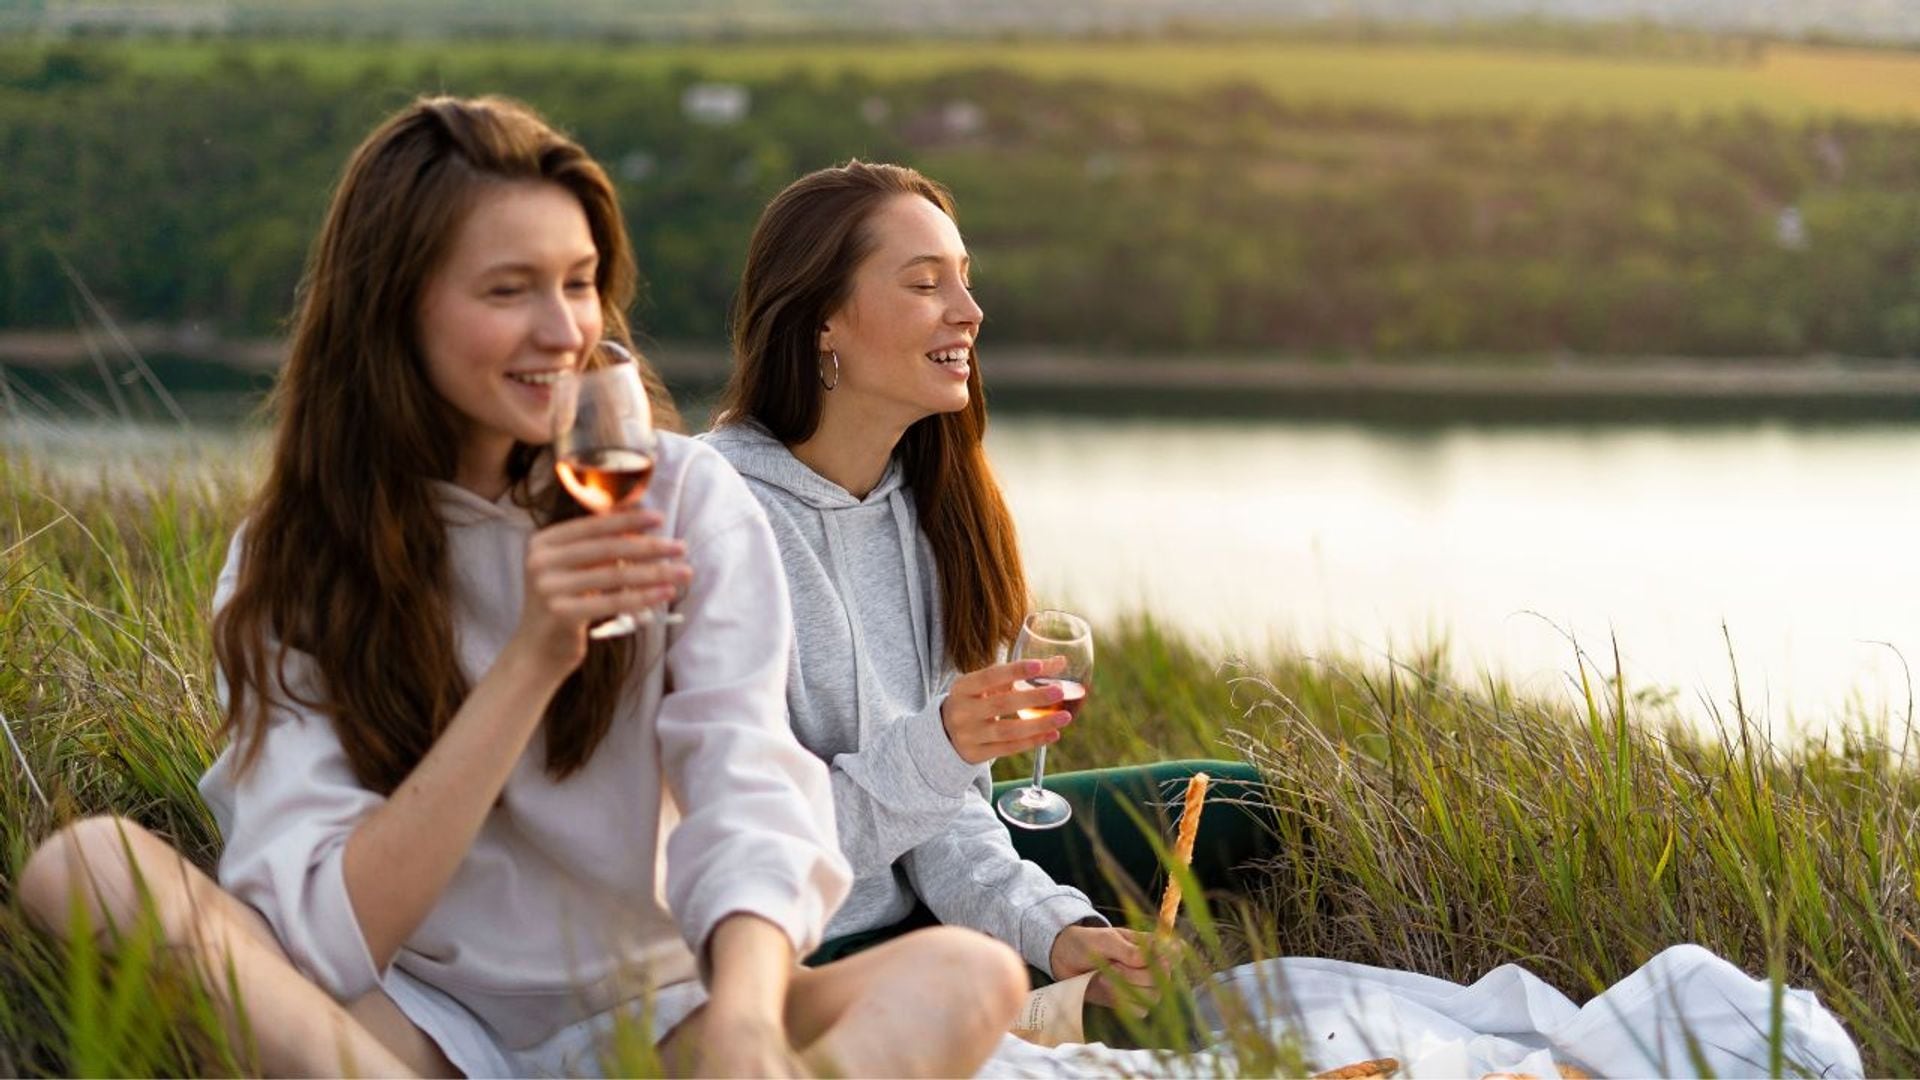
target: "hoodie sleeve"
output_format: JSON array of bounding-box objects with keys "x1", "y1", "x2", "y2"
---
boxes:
[
  {"x1": 744, "y1": 492, "x2": 982, "y2": 877},
  {"x1": 822, "y1": 686, "x2": 984, "y2": 875},
  {"x1": 198, "y1": 532, "x2": 387, "y2": 1003},
  {"x1": 900, "y1": 777, "x2": 1108, "y2": 975},
  {"x1": 201, "y1": 702, "x2": 389, "y2": 1001},
  {"x1": 657, "y1": 451, "x2": 853, "y2": 972}
]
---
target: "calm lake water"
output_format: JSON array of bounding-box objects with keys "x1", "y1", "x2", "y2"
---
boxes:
[
  {"x1": 9, "y1": 412, "x2": 1919, "y2": 741},
  {"x1": 987, "y1": 417, "x2": 1920, "y2": 742}
]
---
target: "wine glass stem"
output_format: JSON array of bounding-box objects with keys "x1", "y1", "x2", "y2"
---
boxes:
[{"x1": 1027, "y1": 744, "x2": 1049, "y2": 797}]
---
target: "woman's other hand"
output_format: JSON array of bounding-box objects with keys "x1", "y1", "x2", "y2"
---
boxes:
[
  {"x1": 940, "y1": 655, "x2": 1073, "y2": 764},
  {"x1": 694, "y1": 1013, "x2": 809, "y2": 1079},
  {"x1": 1049, "y1": 925, "x2": 1161, "y2": 1014},
  {"x1": 513, "y1": 508, "x2": 691, "y2": 670},
  {"x1": 676, "y1": 914, "x2": 809, "y2": 1077}
]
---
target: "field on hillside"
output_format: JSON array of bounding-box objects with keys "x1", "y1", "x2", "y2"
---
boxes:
[
  {"x1": 12, "y1": 34, "x2": 1920, "y2": 356},
  {"x1": 90, "y1": 37, "x2": 1920, "y2": 119}
]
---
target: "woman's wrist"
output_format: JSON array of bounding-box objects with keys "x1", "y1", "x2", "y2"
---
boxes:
[
  {"x1": 493, "y1": 633, "x2": 576, "y2": 701},
  {"x1": 705, "y1": 914, "x2": 794, "y2": 1023}
]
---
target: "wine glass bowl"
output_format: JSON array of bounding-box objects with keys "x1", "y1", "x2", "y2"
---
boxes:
[{"x1": 996, "y1": 609, "x2": 1093, "y2": 830}]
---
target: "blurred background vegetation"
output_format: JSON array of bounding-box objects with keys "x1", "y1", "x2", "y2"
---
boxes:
[{"x1": 6, "y1": 3, "x2": 1920, "y2": 362}]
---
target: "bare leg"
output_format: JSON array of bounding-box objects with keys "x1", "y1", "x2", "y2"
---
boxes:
[
  {"x1": 663, "y1": 925, "x2": 1026, "y2": 1078},
  {"x1": 18, "y1": 815, "x2": 426, "y2": 1078},
  {"x1": 346, "y1": 990, "x2": 459, "y2": 1077}
]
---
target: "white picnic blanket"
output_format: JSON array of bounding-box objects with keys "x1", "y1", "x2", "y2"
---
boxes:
[{"x1": 982, "y1": 944, "x2": 1863, "y2": 1078}]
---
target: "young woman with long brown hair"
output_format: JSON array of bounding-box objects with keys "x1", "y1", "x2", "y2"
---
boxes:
[
  {"x1": 19, "y1": 100, "x2": 1024, "y2": 1077},
  {"x1": 703, "y1": 163, "x2": 1279, "y2": 1019}
]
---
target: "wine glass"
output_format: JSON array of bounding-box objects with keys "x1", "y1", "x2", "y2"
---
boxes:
[
  {"x1": 995, "y1": 610, "x2": 1093, "y2": 831},
  {"x1": 551, "y1": 340, "x2": 680, "y2": 638}
]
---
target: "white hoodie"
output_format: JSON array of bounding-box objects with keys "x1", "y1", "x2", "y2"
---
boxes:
[{"x1": 198, "y1": 433, "x2": 851, "y2": 1060}]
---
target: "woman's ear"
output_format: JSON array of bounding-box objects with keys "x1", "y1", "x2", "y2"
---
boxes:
[{"x1": 816, "y1": 322, "x2": 833, "y2": 355}]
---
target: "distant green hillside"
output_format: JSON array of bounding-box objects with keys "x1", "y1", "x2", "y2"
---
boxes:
[
  {"x1": 6, "y1": 38, "x2": 1920, "y2": 359},
  {"x1": 87, "y1": 37, "x2": 1920, "y2": 121}
]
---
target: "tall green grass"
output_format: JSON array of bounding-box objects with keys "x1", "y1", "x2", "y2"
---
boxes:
[{"x1": 2, "y1": 452, "x2": 1914, "y2": 1074}]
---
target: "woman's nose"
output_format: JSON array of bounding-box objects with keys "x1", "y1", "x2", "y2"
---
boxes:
[
  {"x1": 949, "y1": 285, "x2": 984, "y2": 327},
  {"x1": 534, "y1": 290, "x2": 589, "y2": 351}
]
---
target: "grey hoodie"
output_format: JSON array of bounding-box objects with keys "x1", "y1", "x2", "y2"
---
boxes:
[{"x1": 701, "y1": 422, "x2": 1102, "y2": 972}]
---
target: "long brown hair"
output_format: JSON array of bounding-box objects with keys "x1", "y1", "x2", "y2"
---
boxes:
[
  {"x1": 716, "y1": 161, "x2": 1026, "y2": 671},
  {"x1": 215, "y1": 95, "x2": 681, "y2": 794}
]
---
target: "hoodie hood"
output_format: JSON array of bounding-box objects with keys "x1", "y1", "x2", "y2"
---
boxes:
[
  {"x1": 429, "y1": 480, "x2": 536, "y2": 528},
  {"x1": 699, "y1": 421, "x2": 908, "y2": 512},
  {"x1": 699, "y1": 418, "x2": 936, "y2": 743}
]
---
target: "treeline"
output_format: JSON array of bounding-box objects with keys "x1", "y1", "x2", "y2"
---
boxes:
[{"x1": 6, "y1": 42, "x2": 1920, "y2": 358}]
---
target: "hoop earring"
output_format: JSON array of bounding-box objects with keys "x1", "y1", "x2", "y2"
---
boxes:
[{"x1": 818, "y1": 350, "x2": 840, "y2": 391}]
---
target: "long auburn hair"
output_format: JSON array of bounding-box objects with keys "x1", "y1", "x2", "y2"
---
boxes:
[
  {"x1": 215, "y1": 95, "x2": 682, "y2": 794},
  {"x1": 716, "y1": 161, "x2": 1026, "y2": 672}
]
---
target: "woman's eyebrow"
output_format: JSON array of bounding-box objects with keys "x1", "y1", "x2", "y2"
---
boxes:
[
  {"x1": 476, "y1": 252, "x2": 599, "y2": 276},
  {"x1": 896, "y1": 253, "x2": 970, "y2": 272}
]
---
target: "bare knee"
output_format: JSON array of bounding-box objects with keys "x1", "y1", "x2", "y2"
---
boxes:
[
  {"x1": 914, "y1": 926, "x2": 1028, "y2": 1023},
  {"x1": 19, "y1": 815, "x2": 190, "y2": 942},
  {"x1": 22, "y1": 815, "x2": 136, "y2": 933}
]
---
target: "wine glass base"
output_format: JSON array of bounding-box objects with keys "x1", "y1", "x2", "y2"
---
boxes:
[
  {"x1": 588, "y1": 613, "x2": 641, "y2": 640},
  {"x1": 996, "y1": 786, "x2": 1072, "y2": 830},
  {"x1": 589, "y1": 609, "x2": 685, "y2": 638}
]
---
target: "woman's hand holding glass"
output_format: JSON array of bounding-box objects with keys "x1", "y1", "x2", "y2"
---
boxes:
[
  {"x1": 552, "y1": 341, "x2": 683, "y2": 637},
  {"x1": 940, "y1": 655, "x2": 1074, "y2": 765},
  {"x1": 995, "y1": 610, "x2": 1093, "y2": 829},
  {"x1": 513, "y1": 509, "x2": 691, "y2": 671}
]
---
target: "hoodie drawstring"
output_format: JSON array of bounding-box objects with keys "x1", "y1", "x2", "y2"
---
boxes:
[
  {"x1": 817, "y1": 512, "x2": 871, "y2": 743},
  {"x1": 891, "y1": 491, "x2": 935, "y2": 703}
]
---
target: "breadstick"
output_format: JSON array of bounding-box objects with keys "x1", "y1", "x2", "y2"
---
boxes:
[{"x1": 1156, "y1": 771, "x2": 1211, "y2": 933}]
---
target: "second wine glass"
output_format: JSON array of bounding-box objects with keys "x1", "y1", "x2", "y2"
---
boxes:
[
  {"x1": 551, "y1": 340, "x2": 680, "y2": 638},
  {"x1": 995, "y1": 609, "x2": 1093, "y2": 831}
]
